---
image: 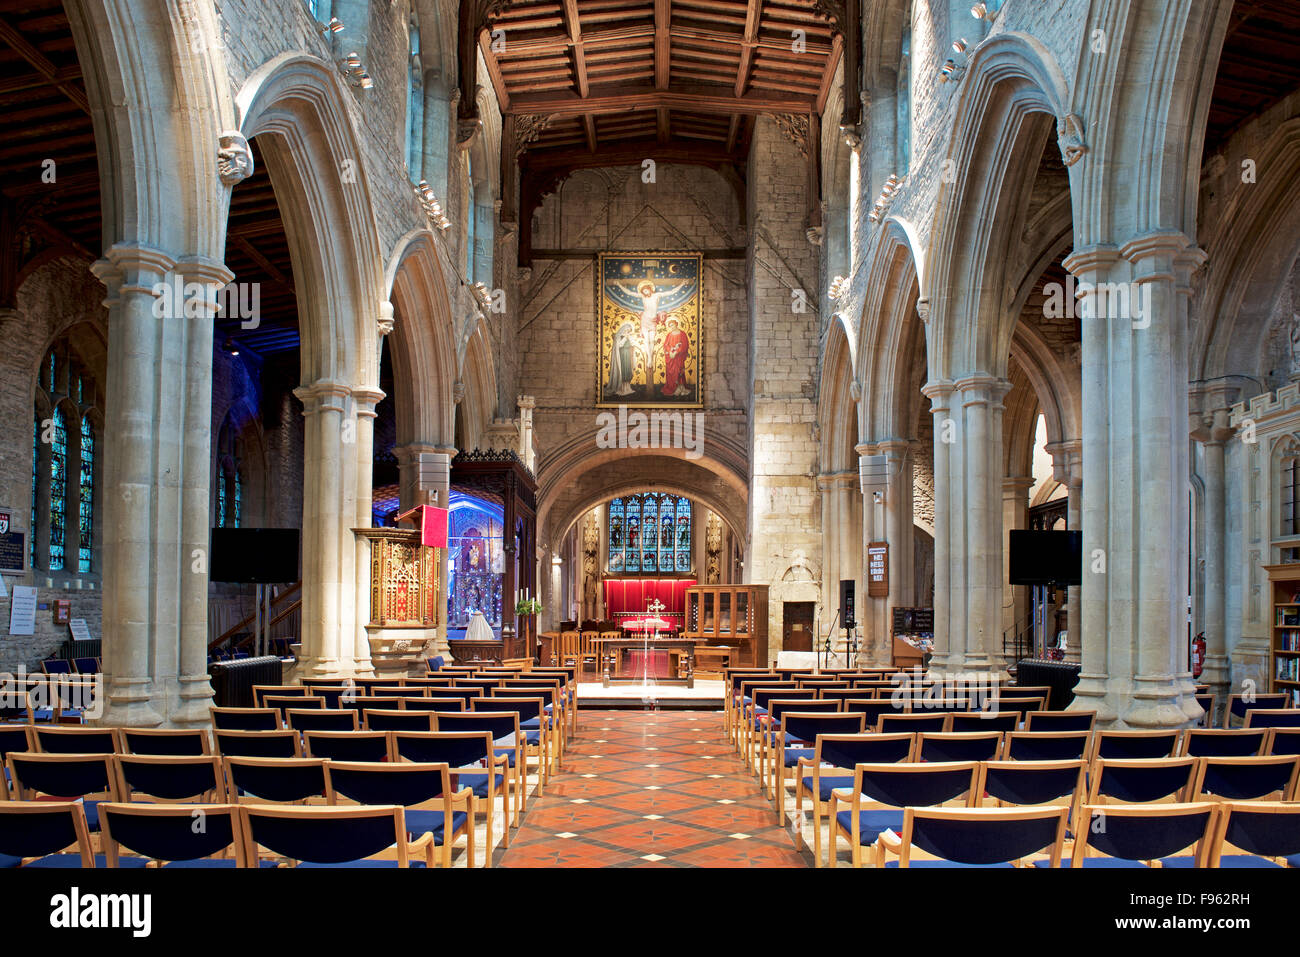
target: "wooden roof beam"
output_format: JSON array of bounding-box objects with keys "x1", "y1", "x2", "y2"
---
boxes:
[
  {"x1": 735, "y1": 0, "x2": 762, "y2": 96},
  {"x1": 560, "y1": 0, "x2": 590, "y2": 98},
  {"x1": 657, "y1": 107, "x2": 670, "y2": 144},
  {"x1": 654, "y1": 0, "x2": 671, "y2": 90},
  {"x1": 0, "y1": 15, "x2": 90, "y2": 115},
  {"x1": 583, "y1": 114, "x2": 598, "y2": 152},
  {"x1": 506, "y1": 83, "x2": 817, "y2": 116}
]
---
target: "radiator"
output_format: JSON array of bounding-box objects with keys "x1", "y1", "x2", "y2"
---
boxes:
[
  {"x1": 209, "y1": 655, "x2": 283, "y2": 708},
  {"x1": 1015, "y1": 659, "x2": 1081, "y2": 711},
  {"x1": 58, "y1": 639, "x2": 102, "y2": 661}
]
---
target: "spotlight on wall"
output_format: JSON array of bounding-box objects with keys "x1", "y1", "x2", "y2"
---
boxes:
[
  {"x1": 951, "y1": 38, "x2": 969, "y2": 56},
  {"x1": 867, "y1": 173, "x2": 904, "y2": 224},
  {"x1": 414, "y1": 179, "x2": 452, "y2": 230},
  {"x1": 971, "y1": 1, "x2": 1000, "y2": 20},
  {"x1": 552, "y1": 554, "x2": 562, "y2": 566},
  {"x1": 828, "y1": 275, "x2": 849, "y2": 301},
  {"x1": 224, "y1": 337, "x2": 239, "y2": 357},
  {"x1": 341, "y1": 52, "x2": 373, "y2": 90},
  {"x1": 318, "y1": 16, "x2": 344, "y2": 37}
]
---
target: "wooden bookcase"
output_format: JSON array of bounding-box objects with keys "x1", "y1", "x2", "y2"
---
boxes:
[
  {"x1": 683, "y1": 584, "x2": 769, "y2": 667},
  {"x1": 1265, "y1": 565, "x2": 1300, "y2": 707}
]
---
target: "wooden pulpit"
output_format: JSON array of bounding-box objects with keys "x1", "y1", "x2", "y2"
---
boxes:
[{"x1": 354, "y1": 527, "x2": 441, "y2": 678}]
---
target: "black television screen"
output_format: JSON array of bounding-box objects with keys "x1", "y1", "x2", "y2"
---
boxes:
[
  {"x1": 209, "y1": 528, "x2": 300, "y2": 584},
  {"x1": 1008, "y1": 529, "x2": 1082, "y2": 586}
]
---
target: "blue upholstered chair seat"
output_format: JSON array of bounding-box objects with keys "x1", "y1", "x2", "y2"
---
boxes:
[
  {"x1": 1033, "y1": 858, "x2": 1147, "y2": 868},
  {"x1": 405, "y1": 809, "x2": 469, "y2": 844},
  {"x1": 1188, "y1": 856, "x2": 1281, "y2": 868},
  {"x1": 0, "y1": 853, "x2": 22, "y2": 868},
  {"x1": 783, "y1": 748, "x2": 813, "y2": 767},
  {"x1": 520, "y1": 717, "x2": 541, "y2": 730},
  {"x1": 457, "y1": 772, "x2": 505, "y2": 798},
  {"x1": 1289, "y1": 854, "x2": 1300, "y2": 867},
  {"x1": 884, "y1": 860, "x2": 1016, "y2": 868},
  {"x1": 834, "y1": 809, "x2": 905, "y2": 845},
  {"x1": 493, "y1": 748, "x2": 517, "y2": 765},
  {"x1": 801, "y1": 774, "x2": 854, "y2": 801},
  {"x1": 26, "y1": 854, "x2": 150, "y2": 868},
  {"x1": 296, "y1": 859, "x2": 428, "y2": 868}
]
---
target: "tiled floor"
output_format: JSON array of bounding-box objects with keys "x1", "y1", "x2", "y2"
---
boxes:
[{"x1": 497, "y1": 709, "x2": 811, "y2": 867}]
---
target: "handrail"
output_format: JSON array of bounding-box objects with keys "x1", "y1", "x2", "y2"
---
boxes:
[{"x1": 208, "y1": 582, "x2": 302, "y2": 652}]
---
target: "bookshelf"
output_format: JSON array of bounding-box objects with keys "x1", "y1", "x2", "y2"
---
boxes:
[{"x1": 1264, "y1": 564, "x2": 1300, "y2": 707}]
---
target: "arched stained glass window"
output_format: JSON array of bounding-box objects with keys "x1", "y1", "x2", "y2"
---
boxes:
[
  {"x1": 49, "y1": 406, "x2": 67, "y2": 571},
  {"x1": 607, "y1": 493, "x2": 692, "y2": 574},
  {"x1": 78, "y1": 415, "x2": 94, "y2": 572}
]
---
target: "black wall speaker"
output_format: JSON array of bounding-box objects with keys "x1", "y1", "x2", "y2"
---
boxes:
[{"x1": 839, "y1": 579, "x2": 856, "y2": 628}]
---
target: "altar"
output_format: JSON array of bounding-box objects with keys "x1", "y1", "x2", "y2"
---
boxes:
[{"x1": 593, "y1": 635, "x2": 701, "y2": 688}]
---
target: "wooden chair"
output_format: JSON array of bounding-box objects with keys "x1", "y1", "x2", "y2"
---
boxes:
[
  {"x1": 7, "y1": 752, "x2": 121, "y2": 833},
  {"x1": 876, "y1": 805, "x2": 1070, "y2": 868},
  {"x1": 1087, "y1": 756, "x2": 1198, "y2": 805},
  {"x1": 391, "y1": 730, "x2": 511, "y2": 854},
  {"x1": 1023, "y1": 710, "x2": 1096, "y2": 733},
  {"x1": 1191, "y1": 755, "x2": 1300, "y2": 803},
  {"x1": 213, "y1": 729, "x2": 302, "y2": 759},
  {"x1": 1068, "y1": 802, "x2": 1219, "y2": 868},
  {"x1": 1179, "y1": 728, "x2": 1268, "y2": 757},
  {"x1": 915, "y1": 731, "x2": 1004, "y2": 763},
  {"x1": 210, "y1": 706, "x2": 280, "y2": 731},
  {"x1": 99, "y1": 802, "x2": 245, "y2": 868},
  {"x1": 1003, "y1": 731, "x2": 1092, "y2": 762},
  {"x1": 434, "y1": 711, "x2": 528, "y2": 819},
  {"x1": 33, "y1": 725, "x2": 120, "y2": 754},
  {"x1": 1268, "y1": 728, "x2": 1300, "y2": 756},
  {"x1": 113, "y1": 754, "x2": 226, "y2": 803},
  {"x1": 326, "y1": 761, "x2": 475, "y2": 867},
  {"x1": 238, "y1": 804, "x2": 430, "y2": 867},
  {"x1": 252, "y1": 685, "x2": 309, "y2": 708},
  {"x1": 1090, "y1": 729, "x2": 1180, "y2": 762},
  {"x1": 1244, "y1": 708, "x2": 1300, "y2": 729},
  {"x1": 1225, "y1": 694, "x2": 1290, "y2": 728},
  {"x1": 828, "y1": 761, "x2": 980, "y2": 867},
  {"x1": 302, "y1": 730, "x2": 391, "y2": 762},
  {"x1": 222, "y1": 756, "x2": 331, "y2": 805},
  {"x1": 0, "y1": 800, "x2": 98, "y2": 867},
  {"x1": 119, "y1": 728, "x2": 211, "y2": 755},
  {"x1": 772, "y1": 711, "x2": 865, "y2": 821},
  {"x1": 793, "y1": 733, "x2": 915, "y2": 866},
  {"x1": 285, "y1": 708, "x2": 360, "y2": 733},
  {"x1": 1208, "y1": 801, "x2": 1300, "y2": 868}
]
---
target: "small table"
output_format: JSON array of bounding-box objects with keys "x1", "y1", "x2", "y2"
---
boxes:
[{"x1": 593, "y1": 636, "x2": 700, "y2": 688}]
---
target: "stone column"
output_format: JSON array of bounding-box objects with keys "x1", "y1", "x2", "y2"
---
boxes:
[
  {"x1": 1045, "y1": 439, "x2": 1084, "y2": 663},
  {"x1": 293, "y1": 379, "x2": 353, "y2": 677},
  {"x1": 1190, "y1": 396, "x2": 1236, "y2": 705},
  {"x1": 953, "y1": 376, "x2": 1013, "y2": 674},
  {"x1": 1001, "y1": 474, "x2": 1033, "y2": 645},
  {"x1": 517, "y1": 395, "x2": 535, "y2": 472},
  {"x1": 1064, "y1": 235, "x2": 1207, "y2": 727},
  {"x1": 921, "y1": 381, "x2": 956, "y2": 673},
  {"x1": 350, "y1": 386, "x2": 385, "y2": 677},
  {"x1": 880, "y1": 438, "x2": 914, "y2": 655},
  {"x1": 91, "y1": 246, "x2": 230, "y2": 727}
]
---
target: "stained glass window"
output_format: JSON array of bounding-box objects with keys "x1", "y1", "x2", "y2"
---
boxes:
[
  {"x1": 217, "y1": 469, "x2": 227, "y2": 528},
  {"x1": 233, "y1": 469, "x2": 242, "y2": 528},
  {"x1": 31, "y1": 416, "x2": 39, "y2": 568},
  {"x1": 49, "y1": 406, "x2": 66, "y2": 570},
  {"x1": 607, "y1": 493, "x2": 692, "y2": 574},
  {"x1": 78, "y1": 415, "x2": 93, "y2": 572}
]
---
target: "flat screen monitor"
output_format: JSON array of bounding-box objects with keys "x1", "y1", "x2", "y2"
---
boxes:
[
  {"x1": 209, "y1": 528, "x2": 300, "y2": 584},
  {"x1": 1008, "y1": 529, "x2": 1082, "y2": 586}
]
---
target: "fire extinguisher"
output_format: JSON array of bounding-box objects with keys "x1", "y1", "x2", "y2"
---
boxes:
[{"x1": 1192, "y1": 632, "x2": 1206, "y2": 679}]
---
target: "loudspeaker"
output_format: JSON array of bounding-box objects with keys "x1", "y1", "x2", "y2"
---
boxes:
[{"x1": 839, "y1": 579, "x2": 856, "y2": 628}]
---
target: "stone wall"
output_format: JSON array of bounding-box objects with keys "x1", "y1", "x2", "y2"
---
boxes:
[{"x1": 746, "y1": 118, "x2": 825, "y2": 657}]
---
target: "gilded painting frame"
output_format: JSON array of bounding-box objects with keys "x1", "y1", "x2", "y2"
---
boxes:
[{"x1": 596, "y1": 251, "x2": 703, "y2": 409}]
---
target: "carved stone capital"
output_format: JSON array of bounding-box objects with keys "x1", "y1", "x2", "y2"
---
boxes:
[
  {"x1": 218, "y1": 131, "x2": 254, "y2": 186},
  {"x1": 1056, "y1": 113, "x2": 1087, "y2": 167},
  {"x1": 378, "y1": 300, "x2": 395, "y2": 337}
]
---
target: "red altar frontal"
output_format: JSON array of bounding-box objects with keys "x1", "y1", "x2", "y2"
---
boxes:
[{"x1": 602, "y1": 578, "x2": 695, "y2": 632}]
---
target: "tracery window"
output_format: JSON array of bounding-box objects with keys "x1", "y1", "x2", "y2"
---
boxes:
[{"x1": 607, "y1": 493, "x2": 692, "y2": 574}]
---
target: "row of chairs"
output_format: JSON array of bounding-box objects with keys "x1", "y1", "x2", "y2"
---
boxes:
[
  {"x1": 0, "y1": 731, "x2": 531, "y2": 867},
  {"x1": 3, "y1": 793, "x2": 464, "y2": 869},
  {"x1": 823, "y1": 756, "x2": 1300, "y2": 868},
  {"x1": 860, "y1": 801, "x2": 1299, "y2": 869},
  {"x1": 760, "y1": 714, "x2": 1300, "y2": 828}
]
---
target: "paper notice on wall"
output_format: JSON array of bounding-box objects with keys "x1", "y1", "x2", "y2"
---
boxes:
[
  {"x1": 8, "y1": 585, "x2": 37, "y2": 636},
  {"x1": 68, "y1": 619, "x2": 93, "y2": 643}
]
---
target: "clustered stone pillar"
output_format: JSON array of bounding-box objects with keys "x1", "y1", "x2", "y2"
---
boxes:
[
  {"x1": 1191, "y1": 396, "x2": 1236, "y2": 707},
  {"x1": 818, "y1": 470, "x2": 861, "y2": 662},
  {"x1": 1045, "y1": 439, "x2": 1084, "y2": 663},
  {"x1": 923, "y1": 375, "x2": 1012, "y2": 675},
  {"x1": 1001, "y1": 474, "x2": 1033, "y2": 648},
  {"x1": 1066, "y1": 235, "x2": 1207, "y2": 727},
  {"x1": 91, "y1": 245, "x2": 230, "y2": 728},
  {"x1": 294, "y1": 379, "x2": 370, "y2": 678}
]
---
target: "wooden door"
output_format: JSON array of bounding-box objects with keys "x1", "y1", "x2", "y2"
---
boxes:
[{"x1": 782, "y1": 601, "x2": 815, "y2": 652}]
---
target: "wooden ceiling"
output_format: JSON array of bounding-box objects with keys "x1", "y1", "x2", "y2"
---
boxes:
[
  {"x1": 1205, "y1": 0, "x2": 1300, "y2": 152},
  {"x1": 0, "y1": 0, "x2": 99, "y2": 308},
  {"x1": 471, "y1": 0, "x2": 849, "y2": 264}
]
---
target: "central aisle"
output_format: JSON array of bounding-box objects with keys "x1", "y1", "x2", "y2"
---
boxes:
[{"x1": 497, "y1": 709, "x2": 811, "y2": 867}]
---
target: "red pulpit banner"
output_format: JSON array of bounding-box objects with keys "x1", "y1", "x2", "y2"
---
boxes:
[{"x1": 421, "y1": 506, "x2": 449, "y2": 548}]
